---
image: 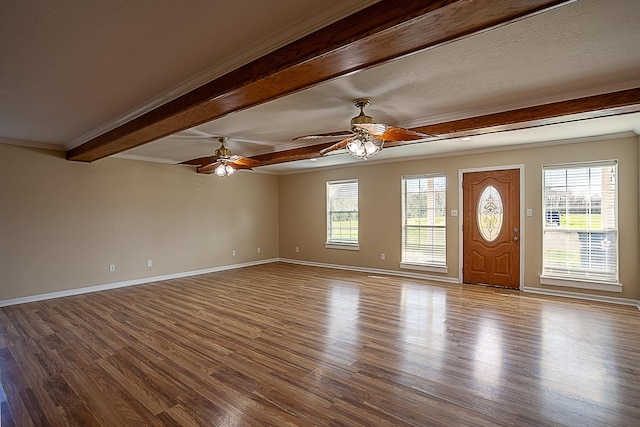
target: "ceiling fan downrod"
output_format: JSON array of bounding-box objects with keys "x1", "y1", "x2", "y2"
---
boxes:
[
  {"x1": 214, "y1": 136, "x2": 232, "y2": 159},
  {"x1": 351, "y1": 98, "x2": 375, "y2": 128}
]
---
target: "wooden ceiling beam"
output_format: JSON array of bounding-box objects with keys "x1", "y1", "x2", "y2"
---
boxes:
[
  {"x1": 248, "y1": 88, "x2": 640, "y2": 165},
  {"x1": 249, "y1": 142, "x2": 337, "y2": 166},
  {"x1": 405, "y1": 87, "x2": 640, "y2": 141},
  {"x1": 67, "y1": 0, "x2": 572, "y2": 162}
]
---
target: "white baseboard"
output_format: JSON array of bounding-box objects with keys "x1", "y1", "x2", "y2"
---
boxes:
[
  {"x1": 3, "y1": 259, "x2": 637, "y2": 312},
  {"x1": 0, "y1": 258, "x2": 278, "y2": 307},
  {"x1": 523, "y1": 286, "x2": 640, "y2": 309},
  {"x1": 283, "y1": 259, "x2": 639, "y2": 309},
  {"x1": 279, "y1": 258, "x2": 460, "y2": 284}
]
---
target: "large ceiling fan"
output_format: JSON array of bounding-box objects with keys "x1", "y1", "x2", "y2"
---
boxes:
[
  {"x1": 179, "y1": 136, "x2": 261, "y2": 176},
  {"x1": 294, "y1": 98, "x2": 431, "y2": 159}
]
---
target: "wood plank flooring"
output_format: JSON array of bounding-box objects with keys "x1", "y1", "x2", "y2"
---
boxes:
[{"x1": 1, "y1": 262, "x2": 639, "y2": 426}]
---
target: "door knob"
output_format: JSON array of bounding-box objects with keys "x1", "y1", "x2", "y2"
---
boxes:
[{"x1": 513, "y1": 236, "x2": 519, "y2": 241}]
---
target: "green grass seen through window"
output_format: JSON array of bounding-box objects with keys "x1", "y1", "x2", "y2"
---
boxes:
[{"x1": 557, "y1": 213, "x2": 602, "y2": 229}]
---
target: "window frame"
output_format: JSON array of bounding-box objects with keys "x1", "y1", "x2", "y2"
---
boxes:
[
  {"x1": 325, "y1": 179, "x2": 359, "y2": 250},
  {"x1": 540, "y1": 160, "x2": 621, "y2": 291},
  {"x1": 400, "y1": 174, "x2": 448, "y2": 273}
]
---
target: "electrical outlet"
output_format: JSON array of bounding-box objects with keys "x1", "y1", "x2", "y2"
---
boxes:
[
  {"x1": 295, "y1": 246, "x2": 300, "y2": 253},
  {"x1": 380, "y1": 253, "x2": 386, "y2": 261},
  {"x1": 232, "y1": 250, "x2": 236, "y2": 256},
  {"x1": 147, "y1": 259, "x2": 153, "y2": 268},
  {"x1": 109, "y1": 264, "x2": 115, "y2": 272},
  {"x1": 257, "y1": 247, "x2": 261, "y2": 254}
]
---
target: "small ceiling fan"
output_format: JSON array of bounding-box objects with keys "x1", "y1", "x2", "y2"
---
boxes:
[
  {"x1": 293, "y1": 98, "x2": 431, "y2": 159},
  {"x1": 179, "y1": 136, "x2": 261, "y2": 176}
]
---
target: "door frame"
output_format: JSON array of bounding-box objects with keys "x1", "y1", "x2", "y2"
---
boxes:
[{"x1": 458, "y1": 164, "x2": 525, "y2": 290}]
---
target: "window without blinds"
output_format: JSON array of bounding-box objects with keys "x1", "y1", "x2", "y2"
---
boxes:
[
  {"x1": 326, "y1": 180, "x2": 358, "y2": 246},
  {"x1": 402, "y1": 175, "x2": 446, "y2": 266},
  {"x1": 542, "y1": 161, "x2": 618, "y2": 283}
]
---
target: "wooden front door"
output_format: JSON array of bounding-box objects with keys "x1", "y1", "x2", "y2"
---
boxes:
[{"x1": 463, "y1": 169, "x2": 520, "y2": 289}]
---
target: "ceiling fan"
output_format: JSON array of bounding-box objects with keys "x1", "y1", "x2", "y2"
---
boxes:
[
  {"x1": 179, "y1": 136, "x2": 261, "y2": 176},
  {"x1": 294, "y1": 98, "x2": 431, "y2": 159}
]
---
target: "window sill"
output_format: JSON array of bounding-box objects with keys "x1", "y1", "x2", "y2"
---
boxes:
[
  {"x1": 539, "y1": 276, "x2": 622, "y2": 292},
  {"x1": 400, "y1": 263, "x2": 448, "y2": 274},
  {"x1": 325, "y1": 243, "x2": 360, "y2": 251}
]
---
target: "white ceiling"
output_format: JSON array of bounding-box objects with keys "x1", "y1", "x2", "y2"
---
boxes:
[{"x1": 2, "y1": 0, "x2": 639, "y2": 173}]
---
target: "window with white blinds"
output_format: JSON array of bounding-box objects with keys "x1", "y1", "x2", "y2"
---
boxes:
[
  {"x1": 401, "y1": 175, "x2": 446, "y2": 267},
  {"x1": 542, "y1": 161, "x2": 618, "y2": 284},
  {"x1": 326, "y1": 180, "x2": 358, "y2": 247}
]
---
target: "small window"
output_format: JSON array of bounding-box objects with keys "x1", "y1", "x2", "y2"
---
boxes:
[
  {"x1": 542, "y1": 161, "x2": 618, "y2": 285},
  {"x1": 477, "y1": 184, "x2": 503, "y2": 242},
  {"x1": 401, "y1": 174, "x2": 446, "y2": 269},
  {"x1": 326, "y1": 179, "x2": 358, "y2": 249}
]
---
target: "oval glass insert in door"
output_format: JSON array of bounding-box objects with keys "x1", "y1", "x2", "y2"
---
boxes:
[{"x1": 477, "y1": 185, "x2": 503, "y2": 242}]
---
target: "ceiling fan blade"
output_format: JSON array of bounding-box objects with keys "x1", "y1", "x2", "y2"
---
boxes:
[
  {"x1": 231, "y1": 156, "x2": 263, "y2": 168},
  {"x1": 227, "y1": 161, "x2": 255, "y2": 171},
  {"x1": 381, "y1": 125, "x2": 431, "y2": 141},
  {"x1": 355, "y1": 123, "x2": 431, "y2": 141},
  {"x1": 196, "y1": 159, "x2": 260, "y2": 173},
  {"x1": 319, "y1": 137, "x2": 354, "y2": 155},
  {"x1": 196, "y1": 161, "x2": 221, "y2": 174},
  {"x1": 179, "y1": 156, "x2": 216, "y2": 166},
  {"x1": 293, "y1": 130, "x2": 354, "y2": 141}
]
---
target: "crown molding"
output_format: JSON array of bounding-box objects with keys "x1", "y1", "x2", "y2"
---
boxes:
[{"x1": 0, "y1": 136, "x2": 65, "y2": 152}]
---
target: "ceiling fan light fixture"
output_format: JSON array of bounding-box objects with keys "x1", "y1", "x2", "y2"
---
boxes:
[
  {"x1": 346, "y1": 140, "x2": 363, "y2": 157},
  {"x1": 346, "y1": 134, "x2": 382, "y2": 160},
  {"x1": 214, "y1": 162, "x2": 235, "y2": 177},
  {"x1": 364, "y1": 140, "x2": 379, "y2": 156}
]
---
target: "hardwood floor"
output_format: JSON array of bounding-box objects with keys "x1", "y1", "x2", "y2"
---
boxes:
[{"x1": 1, "y1": 262, "x2": 639, "y2": 426}]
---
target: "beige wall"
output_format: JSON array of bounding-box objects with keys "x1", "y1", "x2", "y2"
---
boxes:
[
  {"x1": 279, "y1": 136, "x2": 639, "y2": 300},
  {"x1": 1, "y1": 135, "x2": 638, "y2": 303},
  {"x1": 0, "y1": 144, "x2": 279, "y2": 301}
]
